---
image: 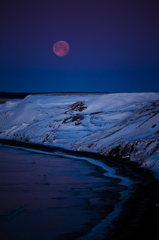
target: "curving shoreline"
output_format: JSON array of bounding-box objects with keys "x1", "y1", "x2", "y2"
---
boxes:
[{"x1": 0, "y1": 139, "x2": 159, "y2": 239}]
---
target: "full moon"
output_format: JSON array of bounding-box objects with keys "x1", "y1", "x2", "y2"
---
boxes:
[{"x1": 53, "y1": 41, "x2": 70, "y2": 57}]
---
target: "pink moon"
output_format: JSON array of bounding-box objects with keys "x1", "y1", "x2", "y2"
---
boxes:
[{"x1": 53, "y1": 41, "x2": 70, "y2": 57}]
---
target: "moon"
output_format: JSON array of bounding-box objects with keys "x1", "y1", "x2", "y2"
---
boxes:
[{"x1": 53, "y1": 41, "x2": 70, "y2": 57}]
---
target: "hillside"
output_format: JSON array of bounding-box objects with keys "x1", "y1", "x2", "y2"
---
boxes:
[{"x1": 0, "y1": 92, "x2": 159, "y2": 174}]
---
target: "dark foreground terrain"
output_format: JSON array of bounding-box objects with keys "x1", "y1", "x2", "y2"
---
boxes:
[
  {"x1": 0, "y1": 146, "x2": 126, "y2": 240},
  {"x1": 0, "y1": 139, "x2": 159, "y2": 240}
]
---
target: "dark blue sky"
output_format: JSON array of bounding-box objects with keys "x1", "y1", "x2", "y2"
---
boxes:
[{"x1": 0, "y1": 0, "x2": 159, "y2": 93}]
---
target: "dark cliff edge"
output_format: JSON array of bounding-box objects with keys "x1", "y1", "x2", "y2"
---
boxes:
[{"x1": 0, "y1": 138, "x2": 159, "y2": 240}]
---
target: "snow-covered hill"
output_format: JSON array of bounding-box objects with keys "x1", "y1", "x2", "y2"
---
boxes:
[{"x1": 0, "y1": 93, "x2": 159, "y2": 172}]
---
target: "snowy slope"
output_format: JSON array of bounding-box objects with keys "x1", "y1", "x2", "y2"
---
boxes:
[{"x1": 0, "y1": 93, "x2": 159, "y2": 172}]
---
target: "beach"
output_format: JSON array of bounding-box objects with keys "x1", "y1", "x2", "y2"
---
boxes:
[{"x1": 0, "y1": 140, "x2": 159, "y2": 239}]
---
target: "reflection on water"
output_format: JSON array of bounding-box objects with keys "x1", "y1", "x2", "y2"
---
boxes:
[{"x1": 0, "y1": 146, "x2": 126, "y2": 240}]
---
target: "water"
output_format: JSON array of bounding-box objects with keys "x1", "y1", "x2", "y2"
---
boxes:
[{"x1": 0, "y1": 146, "x2": 131, "y2": 240}]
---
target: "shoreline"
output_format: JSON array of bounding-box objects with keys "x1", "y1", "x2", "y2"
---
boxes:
[
  {"x1": 0, "y1": 139, "x2": 159, "y2": 239},
  {"x1": 0, "y1": 140, "x2": 133, "y2": 240},
  {"x1": 0, "y1": 145, "x2": 125, "y2": 240}
]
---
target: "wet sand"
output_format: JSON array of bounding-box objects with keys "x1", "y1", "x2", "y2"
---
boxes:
[
  {"x1": 0, "y1": 146, "x2": 127, "y2": 240},
  {"x1": 0, "y1": 140, "x2": 159, "y2": 240}
]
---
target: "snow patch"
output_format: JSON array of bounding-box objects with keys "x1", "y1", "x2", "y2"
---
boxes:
[{"x1": 1, "y1": 92, "x2": 159, "y2": 173}]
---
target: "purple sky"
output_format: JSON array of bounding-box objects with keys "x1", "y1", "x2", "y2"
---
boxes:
[{"x1": 0, "y1": 0, "x2": 159, "y2": 92}]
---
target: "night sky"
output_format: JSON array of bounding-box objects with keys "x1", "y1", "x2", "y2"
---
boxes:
[{"x1": 0, "y1": 0, "x2": 159, "y2": 93}]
